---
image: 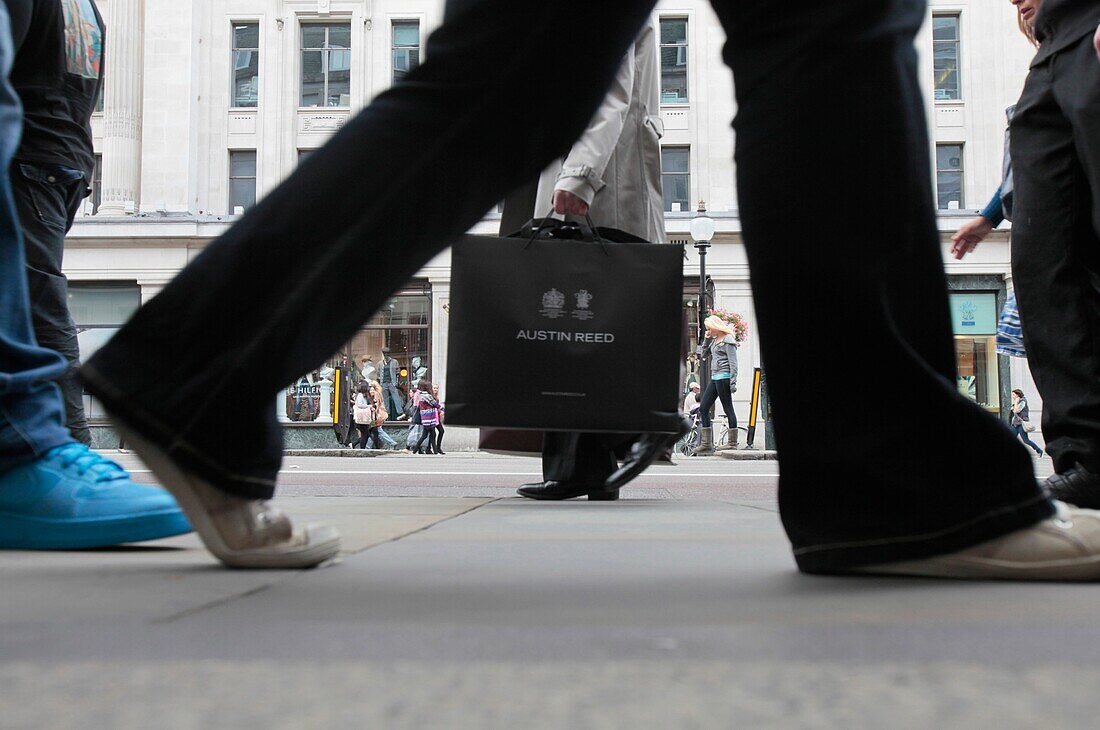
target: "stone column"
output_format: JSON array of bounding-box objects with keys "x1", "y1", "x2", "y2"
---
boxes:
[{"x1": 97, "y1": 0, "x2": 145, "y2": 215}]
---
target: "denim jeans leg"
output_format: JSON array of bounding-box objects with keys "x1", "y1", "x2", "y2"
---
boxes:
[
  {"x1": 81, "y1": 0, "x2": 658, "y2": 499},
  {"x1": 0, "y1": 6, "x2": 71, "y2": 473}
]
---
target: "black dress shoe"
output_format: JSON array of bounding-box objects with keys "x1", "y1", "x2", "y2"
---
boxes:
[
  {"x1": 604, "y1": 417, "x2": 691, "y2": 491},
  {"x1": 1046, "y1": 464, "x2": 1100, "y2": 509},
  {"x1": 517, "y1": 481, "x2": 619, "y2": 501}
]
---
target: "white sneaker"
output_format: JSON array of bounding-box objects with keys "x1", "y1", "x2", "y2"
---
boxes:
[
  {"x1": 117, "y1": 424, "x2": 340, "y2": 569},
  {"x1": 853, "y1": 502, "x2": 1100, "y2": 581}
]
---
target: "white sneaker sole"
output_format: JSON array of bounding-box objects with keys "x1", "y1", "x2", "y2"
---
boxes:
[
  {"x1": 855, "y1": 553, "x2": 1100, "y2": 581},
  {"x1": 116, "y1": 424, "x2": 341, "y2": 569}
]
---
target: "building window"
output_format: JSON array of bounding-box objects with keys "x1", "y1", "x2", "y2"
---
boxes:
[
  {"x1": 933, "y1": 14, "x2": 960, "y2": 101},
  {"x1": 950, "y1": 292, "x2": 1000, "y2": 412},
  {"x1": 298, "y1": 149, "x2": 315, "y2": 164},
  {"x1": 392, "y1": 20, "x2": 420, "y2": 83},
  {"x1": 90, "y1": 154, "x2": 102, "y2": 214},
  {"x1": 232, "y1": 22, "x2": 260, "y2": 108},
  {"x1": 284, "y1": 290, "x2": 432, "y2": 423},
  {"x1": 300, "y1": 23, "x2": 351, "y2": 108},
  {"x1": 662, "y1": 146, "x2": 690, "y2": 212},
  {"x1": 936, "y1": 143, "x2": 964, "y2": 210},
  {"x1": 229, "y1": 150, "x2": 257, "y2": 213},
  {"x1": 659, "y1": 18, "x2": 688, "y2": 104},
  {"x1": 69, "y1": 284, "x2": 141, "y2": 420}
]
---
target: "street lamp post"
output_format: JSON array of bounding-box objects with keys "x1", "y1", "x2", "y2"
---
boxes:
[{"x1": 690, "y1": 200, "x2": 715, "y2": 385}]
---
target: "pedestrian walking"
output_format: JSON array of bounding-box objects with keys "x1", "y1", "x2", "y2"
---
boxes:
[
  {"x1": 80, "y1": 0, "x2": 1100, "y2": 578},
  {"x1": 508, "y1": 24, "x2": 679, "y2": 502},
  {"x1": 413, "y1": 380, "x2": 442, "y2": 455},
  {"x1": 1011, "y1": 389, "x2": 1044, "y2": 456},
  {"x1": 432, "y1": 383, "x2": 446, "y2": 455},
  {"x1": 693, "y1": 315, "x2": 739, "y2": 455},
  {"x1": 0, "y1": 3, "x2": 190, "y2": 550},
  {"x1": 353, "y1": 383, "x2": 377, "y2": 449},
  {"x1": 1010, "y1": 0, "x2": 1100, "y2": 508},
  {"x1": 7, "y1": 0, "x2": 106, "y2": 445}
]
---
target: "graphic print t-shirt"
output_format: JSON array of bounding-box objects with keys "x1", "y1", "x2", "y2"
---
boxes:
[{"x1": 6, "y1": 0, "x2": 104, "y2": 179}]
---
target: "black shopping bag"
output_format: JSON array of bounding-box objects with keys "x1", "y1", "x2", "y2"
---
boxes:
[{"x1": 446, "y1": 223, "x2": 684, "y2": 433}]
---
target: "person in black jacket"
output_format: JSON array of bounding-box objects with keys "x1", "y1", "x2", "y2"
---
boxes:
[
  {"x1": 1010, "y1": 0, "x2": 1100, "y2": 506},
  {"x1": 7, "y1": 0, "x2": 103, "y2": 446}
]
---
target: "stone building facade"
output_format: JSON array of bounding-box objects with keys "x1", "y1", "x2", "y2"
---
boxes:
[{"x1": 66, "y1": 0, "x2": 1040, "y2": 448}]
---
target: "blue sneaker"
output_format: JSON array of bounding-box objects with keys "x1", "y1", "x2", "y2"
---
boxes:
[{"x1": 0, "y1": 442, "x2": 192, "y2": 549}]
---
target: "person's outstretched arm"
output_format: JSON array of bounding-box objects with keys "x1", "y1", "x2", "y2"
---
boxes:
[{"x1": 950, "y1": 186, "x2": 1004, "y2": 260}]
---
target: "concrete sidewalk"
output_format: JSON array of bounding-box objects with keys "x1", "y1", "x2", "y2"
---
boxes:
[{"x1": 2, "y1": 495, "x2": 1098, "y2": 728}]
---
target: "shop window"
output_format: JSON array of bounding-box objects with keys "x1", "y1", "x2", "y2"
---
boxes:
[
  {"x1": 950, "y1": 292, "x2": 1000, "y2": 411},
  {"x1": 281, "y1": 291, "x2": 432, "y2": 423},
  {"x1": 69, "y1": 284, "x2": 141, "y2": 420}
]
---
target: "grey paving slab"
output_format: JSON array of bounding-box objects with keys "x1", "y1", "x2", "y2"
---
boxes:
[
  {"x1": 4, "y1": 495, "x2": 1099, "y2": 728},
  {"x1": 0, "y1": 498, "x2": 490, "y2": 623},
  {"x1": 3, "y1": 660, "x2": 1100, "y2": 730}
]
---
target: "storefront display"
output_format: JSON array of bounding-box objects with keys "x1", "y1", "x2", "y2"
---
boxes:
[
  {"x1": 280, "y1": 287, "x2": 432, "y2": 424},
  {"x1": 950, "y1": 292, "x2": 1000, "y2": 412}
]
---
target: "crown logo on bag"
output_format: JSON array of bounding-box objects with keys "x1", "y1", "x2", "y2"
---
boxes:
[
  {"x1": 540, "y1": 288, "x2": 566, "y2": 319},
  {"x1": 574, "y1": 290, "x2": 593, "y2": 310}
]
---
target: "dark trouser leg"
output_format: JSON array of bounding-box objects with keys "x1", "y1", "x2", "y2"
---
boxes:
[
  {"x1": 1012, "y1": 36, "x2": 1100, "y2": 475},
  {"x1": 710, "y1": 0, "x2": 1048, "y2": 571},
  {"x1": 357, "y1": 426, "x2": 369, "y2": 449},
  {"x1": 542, "y1": 432, "x2": 617, "y2": 486},
  {"x1": 435, "y1": 424, "x2": 444, "y2": 451},
  {"x1": 697, "y1": 383, "x2": 718, "y2": 428},
  {"x1": 80, "y1": 0, "x2": 656, "y2": 499},
  {"x1": 714, "y1": 379, "x2": 736, "y2": 429},
  {"x1": 414, "y1": 427, "x2": 432, "y2": 454},
  {"x1": 11, "y1": 166, "x2": 90, "y2": 445}
]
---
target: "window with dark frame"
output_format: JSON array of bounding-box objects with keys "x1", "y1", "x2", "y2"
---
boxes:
[
  {"x1": 69, "y1": 284, "x2": 142, "y2": 420},
  {"x1": 661, "y1": 146, "x2": 690, "y2": 213},
  {"x1": 229, "y1": 150, "x2": 257, "y2": 213},
  {"x1": 392, "y1": 20, "x2": 421, "y2": 84},
  {"x1": 936, "y1": 143, "x2": 964, "y2": 210},
  {"x1": 232, "y1": 22, "x2": 260, "y2": 108},
  {"x1": 933, "y1": 14, "x2": 961, "y2": 101},
  {"x1": 659, "y1": 18, "x2": 688, "y2": 104},
  {"x1": 300, "y1": 23, "x2": 352, "y2": 107}
]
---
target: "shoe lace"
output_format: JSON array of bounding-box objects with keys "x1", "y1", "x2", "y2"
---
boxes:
[{"x1": 48, "y1": 443, "x2": 129, "y2": 483}]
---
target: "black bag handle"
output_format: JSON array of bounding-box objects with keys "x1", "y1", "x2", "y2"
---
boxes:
[{"x1": 521, "y1": 211, "x2": 609, "y2": 255}]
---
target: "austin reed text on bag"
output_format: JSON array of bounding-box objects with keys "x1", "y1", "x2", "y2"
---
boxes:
[{"x1": 515, "y1": 330, "x2": 617, "y2": 343}]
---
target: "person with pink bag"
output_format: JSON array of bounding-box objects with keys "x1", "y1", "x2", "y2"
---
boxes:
[{"x1": 412, "y1": 380, "x2": 443, "y2": 455}]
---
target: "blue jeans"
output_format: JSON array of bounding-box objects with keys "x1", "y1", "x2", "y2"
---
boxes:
[
  {"x1": 82, "y1": 0, "x2": 1052, "y2": 572},
  {"x1": 1013, "y1": 424, "x2": 1043, "y2": 455},
  {"x1": 0, "y1": 5, "x2": 71, "y2": 473}
]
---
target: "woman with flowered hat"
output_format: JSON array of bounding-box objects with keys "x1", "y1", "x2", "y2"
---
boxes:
[{"x1": 693, "y1": 313, "x2": 741, "y2": 455}]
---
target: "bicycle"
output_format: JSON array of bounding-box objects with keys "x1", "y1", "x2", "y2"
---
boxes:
[{"x1": 677, "y1": 412, "x2": 746, "y2": 456}]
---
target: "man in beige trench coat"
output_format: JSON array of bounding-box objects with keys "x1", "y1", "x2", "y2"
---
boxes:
[{"x1": 501, "y1": 23, "x2": 675, "y2": 501}]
